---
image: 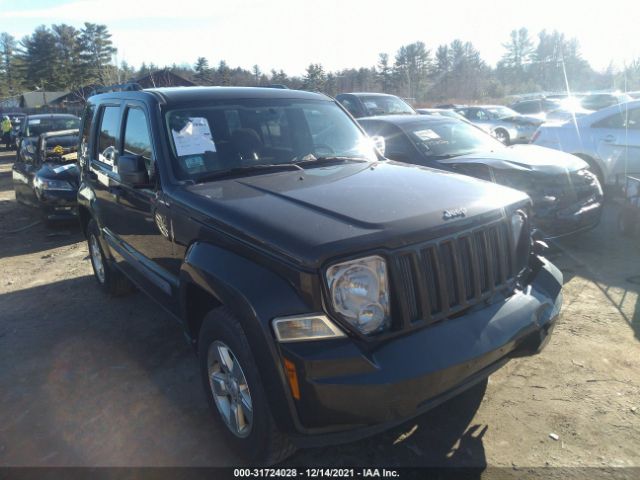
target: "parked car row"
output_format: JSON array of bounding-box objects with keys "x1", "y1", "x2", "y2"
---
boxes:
[
  {"x1": 335, "y1": 92, "x2": 604, "y2": 239},
  {"x1": 11, "y1": 114, "x2": 81, "y2": 224}
]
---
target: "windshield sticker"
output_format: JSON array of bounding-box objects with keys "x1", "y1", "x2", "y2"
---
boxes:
[
  {"x1": 28, "y1": 119, "x2": 41, "y2": 125},
  {"x1": 52, "y1": 163, "x2": 76, "y2": 174},
  {"x1": 183, "y1": 155, "x2": 206, "y2": 171},
  {"x1": 413, "y1": 129, "x2": 441, "y2": 141},
  {"x1": 171, "y1": 117, "x2": 217, "y2": 157}
]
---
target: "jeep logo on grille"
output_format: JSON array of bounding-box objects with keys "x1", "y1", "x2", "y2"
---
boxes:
[{"x1": 443, "y1": 208, "x2": 467, "y2": 220}]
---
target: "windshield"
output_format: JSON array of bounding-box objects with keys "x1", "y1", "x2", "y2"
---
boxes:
[
  {"x1": 361, "y1": 96, "x2": 415, "y2": 116},
  {"x1": 405, "y1": 120, "x2": 505, "y2": 158},
  {"x1": 164, "y1": 98, "x2": 377, "y2": 180},
  {"x1": 486, "y1": 106, "x2": 520, "y2": 119},
  {"x1": 26, "y1": 117, "x2": 80, "y2": 137}
]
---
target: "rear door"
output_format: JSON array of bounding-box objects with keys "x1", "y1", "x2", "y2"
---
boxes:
[{"x1": 592, "y1": 105, "x2": 640, "y2": 180}]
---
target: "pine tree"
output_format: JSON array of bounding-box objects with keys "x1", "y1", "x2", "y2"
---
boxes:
[
  {"x1": 252, "y1": 64, "x2": 261, "y2": 85},
  {"x1": 0, "y1": 33, "x2": 24, "y2": 97},
  {"x1": 52, "y1": 24, "x2": 83, "y2": 89},
  {"x1": 79, "y1": 23, "x2": 116, "y2": 85},
  {"x1": 194, "y1": 56, "x2": 210, "y2": 84},
  {"x1": 393, "y1": 42, "x2": 431, "y2": 101},
  {"x1": 377, "y1": 53, "x2": 393, "y2": 93},
  {"x1": 20, "y1": 25, "x2": 66, "y2": 90},
  {"x1": 302, "y1": 63, "x2": 326, "y2": 92}
]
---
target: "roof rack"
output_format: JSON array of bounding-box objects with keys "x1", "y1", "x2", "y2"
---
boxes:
[{"x1": 89, "y1": 83, "x2": 143, "y2": 97}]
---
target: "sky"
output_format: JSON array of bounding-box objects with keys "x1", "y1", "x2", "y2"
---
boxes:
[{"x1": 1, "y1": 0, "x2": 638, "y2": 76}]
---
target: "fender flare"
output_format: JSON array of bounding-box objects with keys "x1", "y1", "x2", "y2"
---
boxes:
[{"x1": 179, "y1": 240, "x2": 312, "y2": 434}]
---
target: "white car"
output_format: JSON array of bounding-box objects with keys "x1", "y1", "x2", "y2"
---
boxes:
[{"x1": 531, "y1": 100, "x2": 640, "y2": 186}]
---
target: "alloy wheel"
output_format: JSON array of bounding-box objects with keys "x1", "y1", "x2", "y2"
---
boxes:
[
  {"x1": 89, "y1": 234, "x2": 105, "y2": 284},
  {"x1": 207, "y1": 340, "x2": 253, "y2": 437}
]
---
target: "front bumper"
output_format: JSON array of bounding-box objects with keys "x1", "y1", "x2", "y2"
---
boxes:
[
  {"x1": 513, "y1": 126, "x2": 538, "y2": 143},
  {"x1": 533, "y1": 198, "x2": 603, "y2": 239},
  {"x1": 36, "y1": 189, "x2": 79, "y2": 221},
  {"x1": 279, "y1": 257, "x2": 562, "y2": 446}
]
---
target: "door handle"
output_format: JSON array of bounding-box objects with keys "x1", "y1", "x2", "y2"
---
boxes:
[{"x1": 603, "y1": 134, "x2": 616, "y2": 143}]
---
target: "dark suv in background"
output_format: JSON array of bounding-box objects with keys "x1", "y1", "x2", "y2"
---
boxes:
[
  {"x1": 336, "y1": 92, "x2": 417, "y2": 118},
  {"x1": 77, "y1": 86, "x2": 562, "y2": 464}
]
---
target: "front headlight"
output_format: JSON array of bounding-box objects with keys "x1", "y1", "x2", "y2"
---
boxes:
[
  {"x1": 326, "y1": 255, "x2": 390, "y2": 335},
  {"x1": 34, "y1": 176, "x2": 74, "y2": 191}
]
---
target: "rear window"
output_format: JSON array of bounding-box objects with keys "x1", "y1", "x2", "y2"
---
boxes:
[
  {"x1": 360, "y1": 96, "x2": 415, "y2": 116},
  {"x1": 25, "y1": 116, "x2": 80, "y2": 137}
]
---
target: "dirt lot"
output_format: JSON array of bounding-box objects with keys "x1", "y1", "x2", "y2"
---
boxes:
[{"x1": 1, "y1": 149, "x2": 639, "y2": 472}]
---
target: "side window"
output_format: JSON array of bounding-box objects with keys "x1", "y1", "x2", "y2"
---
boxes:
[
  {"x1": 123, "y1": 107, "x2": 153, "y2": 173},
  {"x1": 466, "y1": 109, "x2": 483, "y2": 121},
  {"x1": 96, "y1": 106, "x2": 120, "y2": 168},
  {"x1": 340, "y1": 98, "x2": 360, "y2": 117},
  {"x1": 515, "y1": 102, "x2": 539, "y2": 114},
  {"x1": 79, "y1": 104, "x2": 95, "y2": 169},
  {"x1": 593, "y1": 112, "x2": 626, "y2": 129}
]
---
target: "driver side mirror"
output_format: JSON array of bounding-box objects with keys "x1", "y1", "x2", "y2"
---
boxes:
[{"x1": 117, "y1": 154, "x2": 149, "y2": 186}]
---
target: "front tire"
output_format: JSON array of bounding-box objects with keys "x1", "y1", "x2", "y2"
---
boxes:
[
  {"x1": 198, "y1": 307, "x2": 296, "y2": 465},
  {"x1": 494, "y1": 128, "x2": 510, "y2": 145},
  {"x1": 87, "y1": 219, "x2": 136, "y2": 296}
]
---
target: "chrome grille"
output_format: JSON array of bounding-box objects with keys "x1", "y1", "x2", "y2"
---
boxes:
[{"x1": 392, "y1": 219, "x2": 520, "y2": 328}]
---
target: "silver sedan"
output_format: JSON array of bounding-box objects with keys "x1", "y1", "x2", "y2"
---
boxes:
[
  {"x1": 532, "y1": 100, "x2": 640, "y2": 187},
  {"x1": 455, "y1": 105, "x2": 543, "y2": 145}
]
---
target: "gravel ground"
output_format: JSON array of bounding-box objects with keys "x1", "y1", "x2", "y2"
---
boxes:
[{"x1": 1, "y1": 150, "x2": 639, "y2": 474}]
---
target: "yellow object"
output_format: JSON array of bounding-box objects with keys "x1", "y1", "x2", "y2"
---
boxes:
[
  {"x1": 53, "y1": 145, "x2": 64, "y2": 155},
  {"x1": 1, "y1": 119, "x2": 11, "y2": 133}
]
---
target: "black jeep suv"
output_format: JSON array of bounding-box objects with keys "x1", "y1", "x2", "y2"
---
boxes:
[{"x1": 78, "y1": 87, "x2": 563, "y2": 464}]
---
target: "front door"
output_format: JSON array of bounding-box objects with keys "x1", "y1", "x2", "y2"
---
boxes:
[{"x1": 105, "y1": 103, "x2": 180, "y2": 313}]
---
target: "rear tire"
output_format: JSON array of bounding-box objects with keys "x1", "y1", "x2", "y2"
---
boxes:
[
  {"x1": 198, "y1": 307, "x2": 296, "y2": 465},
  {"x1": 87, "y1": 219, "x2": 136, "y2": 296}
]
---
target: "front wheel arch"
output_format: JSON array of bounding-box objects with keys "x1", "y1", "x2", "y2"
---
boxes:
[{"x1": 573, "y1": 153, "x2": 604, "y2": 186}]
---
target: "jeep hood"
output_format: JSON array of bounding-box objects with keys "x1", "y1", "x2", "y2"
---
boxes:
[
  {"x1": 181, "y1": 161, "x2": 528, "y2": 267},
  {"x1": 439, "y1": 144, "x2": 588, "y2": 174}
]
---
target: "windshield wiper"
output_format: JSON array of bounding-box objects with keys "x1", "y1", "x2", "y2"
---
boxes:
[
  {"x1": 194, "y1": 163, "x2": 304, "y2": 183},
  {"x1": 291, "y1": 155, "x2": 369, "y2": 166},
  {"x1": 427, "y1": 153, "x2": 462, "y2": 160}
]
